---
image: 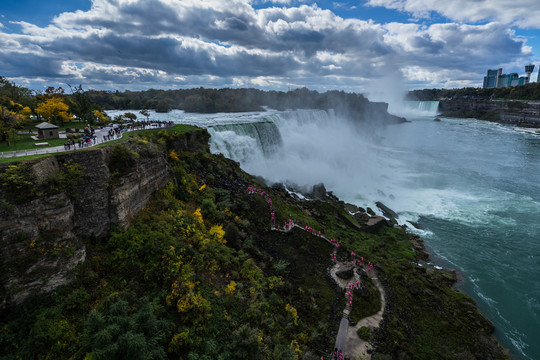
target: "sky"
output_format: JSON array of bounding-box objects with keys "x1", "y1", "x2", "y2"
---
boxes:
[{"x1": 1, "y1": 0, "x2": 539, "y2": 96}]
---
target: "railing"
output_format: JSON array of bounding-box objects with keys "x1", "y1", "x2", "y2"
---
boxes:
[{"x1": 0, "y1": 122, "x2": 174, "y2": 159}]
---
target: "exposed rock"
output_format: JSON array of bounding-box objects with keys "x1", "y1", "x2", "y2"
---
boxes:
[
  {"x1": 310, "y1": 183, "x2": 327, "y2": 199},
  {"x1": 409, "y1": 234, "x2": 429, "y2": 261},
  {"x1": 406, "y1": 220, "x2": 422, "y2": 230},
  {"x1": 0, "y1": 136, "x2": 178, "y2": 310},
  {"x1": 343, "y1": 203, "x2": 360, "y2": 214},
  {"x1": 375, "y1": 201, "x2": 398, "y2": 220},
  {"x1": 438, "y1": 99, "x2": 540, "y2": 127},
  {"x1": 366, "y1": 216, "x2": 388, "y2": 232},
  {"x1": 336, "y1": 266, "x2": 355, "y2": 280},
  {"x1": 440, "y1": 269, "x2": 458, "y2": 285}
]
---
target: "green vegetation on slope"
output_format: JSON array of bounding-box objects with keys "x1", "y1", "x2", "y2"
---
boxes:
[{"x1": 0, "y1": 127, "x2": 509, "y2": 360}]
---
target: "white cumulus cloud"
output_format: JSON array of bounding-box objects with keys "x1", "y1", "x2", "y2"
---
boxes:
[
  {"x1": 366, "y1": 0, "x2": 540, "y2": 28},
  {"x1": 0, "y1": 0, "x2": 533, "y2": 91}
]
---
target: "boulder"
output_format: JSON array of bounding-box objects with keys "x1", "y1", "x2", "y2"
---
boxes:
[
  {"x1": 376, "y1": 201, "x2": 398, "y2": 220},
  {"x1": 354, "y1": 212, "x2": 371, "y2": 224},
  {"x1": 366, "y1": 216, "x2": 388, "y2": 232},
  {"x1": 336, "y1": 266, "x2": 355, "y2": 280},
  {"x1": 310, "y1": 183, "x2": 327, "y2": 199}
]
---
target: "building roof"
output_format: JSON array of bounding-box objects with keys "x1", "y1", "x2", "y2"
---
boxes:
[{"x1": 35, "y1": 122, "x2": 60, "y2": 130}]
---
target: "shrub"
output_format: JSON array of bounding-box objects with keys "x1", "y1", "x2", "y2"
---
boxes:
[
  {"x1": 45, "y1": 161, "x2": 83, "y2": 196},
  {"x1": 108, "y1": 144, "x2": 138, "y2": 177},
  {"x1": 200, "y1": 198, "x2": 217, "y2": 222},
  {"x1": 357, "y1": 326, "x2": 371, "y2": 341},
  {"x1": 224, "y1": 222, "x2": 241, "y2": 249},
  {"x1": 0, "y1": 163, "x2": 39, "y2": 203},
  {"x1": 273, "y1": 259, "x2": 290, "y2": 275}
]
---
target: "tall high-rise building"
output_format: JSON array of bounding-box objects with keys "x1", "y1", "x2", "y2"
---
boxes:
[
  {"x1": 483, "y1": 65, "x2": 535, "y2": 88},
  {"x1": 483, "y1": 68, "x2": 502, "y2": 88},
  {"x1": 537, "y1": 65, "x2": 540, "y2": 82}
]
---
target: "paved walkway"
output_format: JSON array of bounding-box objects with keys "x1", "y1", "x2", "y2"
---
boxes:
[
  {"x1": 345, "y1": 269, "x2": 386, "y2": 360},
  {"x1": 248, "y1": 187, "x2": 387, "y2": 360},
  {"x1": 0, "y1": 123, "x2": 172, "y2": 159}
]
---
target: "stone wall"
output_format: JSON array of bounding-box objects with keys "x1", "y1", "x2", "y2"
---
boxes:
[{"x1": 0, "y1": 139, "x2": 173, "y2": 310}]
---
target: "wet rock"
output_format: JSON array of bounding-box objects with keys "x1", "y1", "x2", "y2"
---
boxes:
[
  {"x1": 375, "y1": 201, "x2": 398, "y2": 220},
  {"x1": 407, "y1": 220, "x2": 422, "y2": 229},
  {"x1": 310, "y1": 183, "x2": 327, "y2": 199}
]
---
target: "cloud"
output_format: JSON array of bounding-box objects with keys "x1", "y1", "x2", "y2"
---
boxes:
[
  {"x1": 0, "y1": 0, "x2": 533, "y2": 91},
  {"x1": 383, "y1": 22, "x2": 529, "y2": 69},
  {"x1": 366, "y1": 0, "x2": 540, "y2": 28}
]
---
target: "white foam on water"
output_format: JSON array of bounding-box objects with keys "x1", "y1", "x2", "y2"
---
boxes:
[{"x1": 107, "y1": 107, "x2": 539, "y2": 360}]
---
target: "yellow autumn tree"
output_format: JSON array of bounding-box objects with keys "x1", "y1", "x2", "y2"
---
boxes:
[
  {"x1": 0, "y1": 103, "x2": 31, "y2": 145},
  {"x1": 209, "y1": 224, "x2": 226, "y2": 244},
  {"x1": 35, "y1": 97, "x2": 73, "y2": 126},
  {"x1": 93, "y1": 110, "x2": 109, "y2": 124}
]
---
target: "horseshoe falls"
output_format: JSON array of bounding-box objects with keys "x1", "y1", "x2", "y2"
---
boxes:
[{"x1": 110, "y1": 107, "x2": 540, "y2": 360}]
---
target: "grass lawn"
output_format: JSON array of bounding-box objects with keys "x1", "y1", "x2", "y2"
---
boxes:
[
  {"x1": 0, "y1": 153, "x2": 55, "y2": 164},
  {"x1": 1, "y1": 123, "x2": 200, "y2": 162},
  {"x1": 0, "y1": 134, "x2": 67, "y2": 152}
]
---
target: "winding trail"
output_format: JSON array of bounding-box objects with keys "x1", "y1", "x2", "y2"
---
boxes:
[
  {"x1": 345, "y1": 269, "x2": 386, "y2": 360},
  {"x1": 247, "y1": 187, "x2": 387, "y2": 360}
]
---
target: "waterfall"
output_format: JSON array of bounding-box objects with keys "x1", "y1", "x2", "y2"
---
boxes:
[
  {"x1": 388, "y1": 101, "x2": 440, "y2": 117},
  {"x1": 207, "y1": 109, "x2": 336, "y2": 164},
  {"x1": 208, "y1": 121, "x2": 283, "y2": 163},
  {"x1": 206, "y1": 108, "x2": 383, "y2": 197}
]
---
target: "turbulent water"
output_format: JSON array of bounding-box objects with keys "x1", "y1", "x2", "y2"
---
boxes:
[{"x1": 108, "y1": 106, "x2": 540, "y2": 359}]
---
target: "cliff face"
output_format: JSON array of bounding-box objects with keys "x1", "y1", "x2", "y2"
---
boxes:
[
  {"x1": 0, "y1": 140, "x2": 172, "y2": 310},
  {"x1": 439, "y1": 99, "x2": 540, "y2": 126}
]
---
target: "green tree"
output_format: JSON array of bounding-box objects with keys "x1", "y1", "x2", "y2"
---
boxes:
[
  {"x1": 0, "y1": 105, "x2": 18, "y2": 142},
  {"x1": 68, "y1": 84, "x2": 96, "y2": 124},
  {"x1": 155, "y1": 100, "x2": 171, "y2": 113},
  {"x1": 140, "y1": 109, "x2": 150, "y2": 121},
  {"x1": 124, "y1": 112, "x2": 137, "y2": 122},
  {"x1": 0, "y1": 76, "x2": 33, "y2": 105},
  {"x1": 6, "y1": 128, "x2": 20, "y2": 150},
  {"x1": 228, "y1": 325, "x2": 260, "y2": 359},
  {"x1": 0, "y1": 102, "x2": 31, "y2": 143},
  {"x1": 83, "y1": 298, "x2": 169, "y2": 360}
]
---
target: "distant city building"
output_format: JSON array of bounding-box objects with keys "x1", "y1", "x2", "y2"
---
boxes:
[
  {"x1": 483, "y1": 68, "x2": 502, "y2": 88},
  {"x1": 483, "y1": 65, "x2": 535, "y2": 88}
]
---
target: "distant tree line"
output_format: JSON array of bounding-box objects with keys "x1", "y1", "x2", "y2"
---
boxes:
[
  {"x1": 407, "y1": 82, "x2": 540, "y2": 101},
  {"x1": 87, "y1": 87, "x2": 376, "y2": 114},
  {"x1": 1, "y1": 77, "x2": 396, "y2": 149}
]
